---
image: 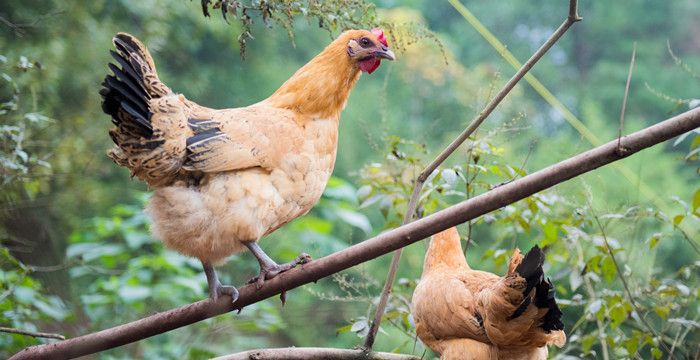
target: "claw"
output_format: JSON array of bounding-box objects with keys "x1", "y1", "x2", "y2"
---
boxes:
[
  {"x1": 246, "y1": 252, "x2": 313, "y2": 289},
  {"x1": 210, "y1": 283, "x2": 240, "y2": 304},
  {"x1": 203, "y1": 261, "x2": 239, "y2": 304}
]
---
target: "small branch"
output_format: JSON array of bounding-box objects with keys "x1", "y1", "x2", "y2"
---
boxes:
[
  {"x1": 590, "y1": 211, "x2": 674, "y2": 357},
  {"x1": 672, "y1": 223, "x2": 700, "y2": 256},
  {"x1": 363, "y1": 0, "x2": 582, "y2": 349},
  {"x1": 213, "y1": 347, "x2": 421, "y2": 360},
  {"x1": 0, "y1": 327, "x2": 65, "y2": 340},
  {"x1": 9, "y1": 107, "x2": 700, "y2": 360},
  {"x1": 618, "y1": 43, "x2": 636, "y2": 155},
  {"x1": 569, "y1": 0, "x2": 583, "y2": 22}
]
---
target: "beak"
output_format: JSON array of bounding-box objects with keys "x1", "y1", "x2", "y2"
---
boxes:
[{"x1": 375, "y1": 47, "x2": 396, "y2": 61}]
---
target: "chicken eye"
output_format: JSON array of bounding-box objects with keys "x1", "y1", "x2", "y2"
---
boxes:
[{"x1": 359, "y1": 37, "x2": 371, "y2": 47}]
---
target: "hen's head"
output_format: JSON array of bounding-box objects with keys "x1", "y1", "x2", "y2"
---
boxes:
[{"x1": 343, "y1": 28, "x2": 395, "y2": 74}]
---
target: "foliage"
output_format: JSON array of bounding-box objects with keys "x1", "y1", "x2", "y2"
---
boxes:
[
  {"x1": 198, "y1": 0, "x2": 377, "y2": 55},
  {"x1": 0, "y1": 54, "x2": 52, "y2": 198},
  {"x1": 196, "y1": 0, "x2": 444, "y2": 60},
  {"x1": 0, "y1": 248, "x2": 68, "y2": 357}
]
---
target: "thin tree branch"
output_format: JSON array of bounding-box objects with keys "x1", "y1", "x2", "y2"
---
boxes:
[
  {"x1": 0, "y1": 327, "x2": 65, "y2": 340},
  {"x1": 618, "y1": 43, "x2": 636, "y2": 155},
  {"x1": 212, "y1": 347, "x2": 420, "y2": 360},
  {"x1": 9, "y1": 107, "x2": 700, "y2": 360},
  {"x1": 363, "y1": 0, "x2": 582, "y2": 349},
  {"x1": 589, "y1": 209, "x2": 674, "y2": 357}
]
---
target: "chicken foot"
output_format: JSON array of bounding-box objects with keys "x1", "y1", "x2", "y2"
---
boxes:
[
  {"x1": 244, "y1": 241, "x2": 311, "y2": 290},
  {"x1": 202, "y1": 262, "x2": 239, "y2": 304}
]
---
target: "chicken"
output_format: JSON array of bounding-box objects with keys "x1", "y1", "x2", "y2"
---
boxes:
[
  {"x1": 411, "y1": 227, "x2": 565, "y2": 360},
  {"x1": 100, "y1": 29, "x2": 395, "y2": 303}
]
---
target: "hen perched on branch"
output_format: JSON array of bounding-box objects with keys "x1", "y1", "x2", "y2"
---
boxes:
[
  {"x1": 411, "y1": 227, "x2": 565, "y2": 360},
  {"x1": 100, "y1": 29, "x2": 394, "y2": 303}
]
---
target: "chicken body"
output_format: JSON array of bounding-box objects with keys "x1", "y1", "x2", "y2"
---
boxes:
[
  {"x1": 411, "y1": 228, "x2": 565, "y2": 360},
  {"x1": 148, "y1": 103, "x2": 338, "y2": 265},
  {"x1": 101, "y1": 29, "x2": 394, "y2": 302}
]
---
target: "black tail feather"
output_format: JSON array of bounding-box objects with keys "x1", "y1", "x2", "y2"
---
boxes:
[
  {"x1": 509, "y1": 246, "x2": 563, "y2": 332},
  {"x1": 101, "y1": 36, "x2": 154, "y2": 138},
  {"x1": 104, "y1": 75, "x2": 148, "y2": 115},
  {"x1": 109, "y1": 50, "x2": 146, "y2": 94},
  {"x1": 515, "y1": 245, "x2": 545, "y2": 296},
  {"x1": 108, "y1": 63, "x2": 148, "y2": 100},
  {"x1": 536, "y1": 278, "x2": 564, "y2": 331}
]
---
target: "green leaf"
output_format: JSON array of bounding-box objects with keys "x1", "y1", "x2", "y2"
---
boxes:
[
  {"x1": 335, "y1": 324, "x2": 352, "y2": 335},
  {"x1": 625, "y1": 336, "x2": 639, "y2": 356},
  {"x1": 692, "y1": 188, "x2": 700, "y2": 211},
  {"x1": 356, "y1": 185, "x2": 372, "y2": 201},
  {"x1": 587, "y1": 299, "x2": 603, "y2": 316},
  {"x1": 542, "y1": 221, "x2": 557, "y2": 243},
  {"x1": 654, "y1": 304, "x2": 671, "y2": 320},
  {"x1": 292, "y1": 216, "x2": 333, "y2": 234},
  {"x1": 33, "y1": 297, "x2": 68, "y2": 321},
  {"x1": 487, "y1": 165, "x2": 503, "y2": 177},
  {"x1": 323, "y1": 177, "x2": 358, "y2": 202},
  {"x1": 587, "y1": 255, "x2": 603, "y2": 274},
  {"x1": 581, "y1": 334, "x2": 597, "y2": 353},
  {"x1": 602, "y1": 256, "x2": 616, "y2": 283},
  {"x1": 609, "y1": 303, "x2": 628, "y2": 329},
  {"x1": 647, "y1": 233, "x2": 662, "y2": 249},
  {"x1": 350, "y1": 318, "x2": 369, "y2": 337},
  {"x1": 515, "y1": 215, "x2": 530, "y2": 232},
  {"x1": 335, "y1": 209, "x2": 372, "y2": 233},
  {"x1": 673, "y1": 214, "x2": 684, "y2": 225},
  {"x1": 118, "y1": 285, "x2": 151, "y2": 302},
  {"x1": 569, "y1": 268, "x2": 583, "y2": 291},
  {"x1": 651, "y1": 347, "x2": 662, "y2": 359}
]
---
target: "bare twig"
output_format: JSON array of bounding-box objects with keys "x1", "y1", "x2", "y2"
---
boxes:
[
  {"x1": 9, "y1": 107, "x2": 700, "y2": 360},
  {"x1": 672, "y1": 224, "x2": 700, "y2": 256},
  {"x1": 668, "y1": 313, "x2": 697, "y2": 359},
  {"x1": 212, "y1": 347, "x2": 420, "y2": 360},
  {"x1": 0, "y1": 10, "x2": 65, "y2": 37},
  {"x1": 590, "y1": 210, "x2": 674, "y2": 357},
  {"x1": 362, "y1": 0, "x2": 582, "y2": 349},
  {"x1": 0, "y1": 327, "x2": 65, "y2": 340},
  {"x1": 618, "y1": 43, "x2": 637, "y2": 155}
]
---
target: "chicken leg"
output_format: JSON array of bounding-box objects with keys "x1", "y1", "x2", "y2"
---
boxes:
[
  {"x1": 244, "y1": 241, "x2": 311, "y2": 289},
  {"x1": 202, "y1": 262, "x2": 239, "y2": 303}
]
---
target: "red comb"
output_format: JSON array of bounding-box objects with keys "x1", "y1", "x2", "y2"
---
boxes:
[{"x1": 371, "y1": 28, "x2": 388, "y2": 47}]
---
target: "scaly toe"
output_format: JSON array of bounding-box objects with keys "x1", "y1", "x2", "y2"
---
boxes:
[
  {"x1": 210, "y1": 283, "x2": 239, "y2": 304},
  {"x1": 295, "y1": 253, "x2": 312, "y2": 265},
  {"x1": 218, "y1": 285, "x2": 239, "y2": 304}
]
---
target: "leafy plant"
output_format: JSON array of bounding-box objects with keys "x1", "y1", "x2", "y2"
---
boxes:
[{"x1": 0, "y1": 54, "x2": 52, "y2": 198}]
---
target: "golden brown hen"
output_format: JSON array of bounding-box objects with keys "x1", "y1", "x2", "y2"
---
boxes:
[
  {"x1": 411, "y1": 227, "x2": 565, "y2": 360},
  {"x1": 100, "y1": 29, "x2": 394, "y2": 303}
]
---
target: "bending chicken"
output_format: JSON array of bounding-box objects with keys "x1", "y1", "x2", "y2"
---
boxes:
[
  {"x1": 411, "y1": 227, "x2": 565, "y2": 360},
  {"x1": 100, "y1": 29, "x2": 394, "y2": 303}
]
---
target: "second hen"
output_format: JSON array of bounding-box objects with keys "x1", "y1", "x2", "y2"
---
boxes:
[
  {"x1": 100, "y1": 29, "x2": 395, "y2": 303},
  {"x1": 411, "y1": 227, "x2": 565, "y2": 360}
]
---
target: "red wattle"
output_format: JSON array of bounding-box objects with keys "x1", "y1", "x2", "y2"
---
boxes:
[{"x1": 359, "y1": 58, "x2": 380, "y2": 74}]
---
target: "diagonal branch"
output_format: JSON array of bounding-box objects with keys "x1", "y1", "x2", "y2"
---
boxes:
[
  {"x1": 362, "y1": 0, "x2": 581, "y2": 349},
  {"x1": 9, "y1": 106, "x2": 699, "y2": 360},
  {"x1": 0, "y1": 327, "x2": 65, "y2": 340},
  {"x1": 213, "y1": 347, "x2": 421, "y2": 360}
]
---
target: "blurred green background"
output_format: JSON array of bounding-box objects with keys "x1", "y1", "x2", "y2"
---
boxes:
[{"x1": 1, "y1": 0, "x2": 699, "y2": 359}]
